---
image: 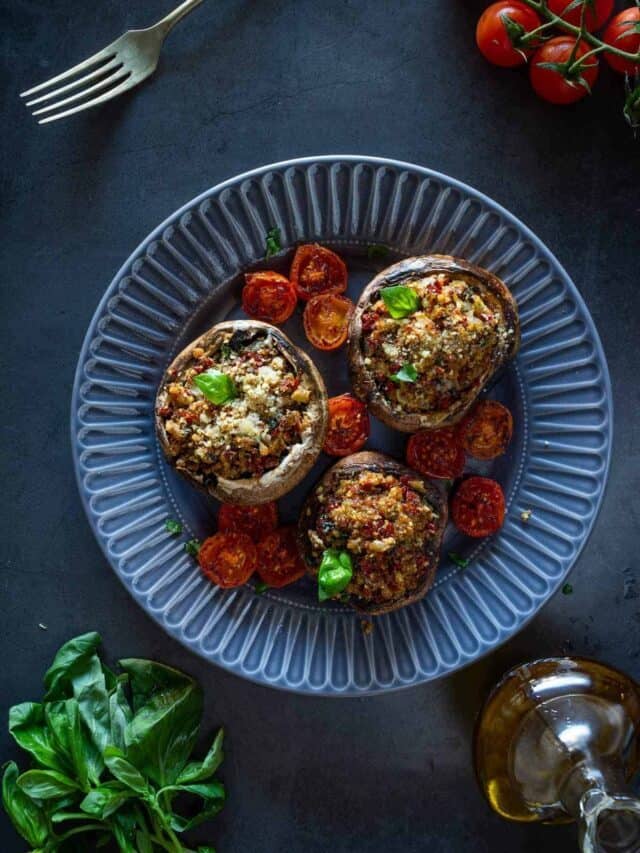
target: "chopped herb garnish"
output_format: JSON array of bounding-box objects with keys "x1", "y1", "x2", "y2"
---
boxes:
[
  {"x1": 265, "y1": 226, "x2": 281, "y2": 258},
  {"x1": 194, "y1": 370, "x2": 237, "y2": 405},
  {"x1": 367, "y1": 244, "x2": 390, "y2": 261},
  {"x1": 220, "y1": 342, "x2": 232, "y2": 360},
  {"x1": 562, "y1": 583, "x2": 573, "y2": 595},
  {"x1": 390, "y1": 363, "x2": 418, "y2": 384},
  {"x1": 254, "y1": 580, "x2": 269, "y2": 594},
  {"x1": 381, "y1": 285, "x2": 420, "y2": 319},
  {"x1": 165, "y1": 518, "x2": 182, "y2": 535},
  {"x1": 185, "y1": 539, "x2": 201, "y2": 557},
  {"x1": 318, "y1": 549, "x2": 353, "y2": 602},
  {"x1": 448, "y1": 551, "x2": 469, "y2": 569}
]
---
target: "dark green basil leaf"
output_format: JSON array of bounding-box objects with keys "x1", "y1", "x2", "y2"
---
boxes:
[
  {"x1": 177, "y1": 728, "x2": 224, "y2": 784},
  {"x1": 367, "y1": 244, "x2": 389, "y2": 261},
  {"x1": 254, "y1": 580, "x2": 269, "y2": 595},
  {"x1": 389, "y1": 363, "x2": 418, "y2": 384},
  {"x1": 193, "y1": 370, "x2": 237, "y2": 405},
  {"x1": 168, "y1": 780, "x2": 226, "y2": 833},
  {"x1": 103, "y1": 747, "x2": 147, "y2": 794},
  {"x1": 136, "y1": 830, "x2": 154, "y2": 853},
  {"x1": 448, "y1": 551, "x2": 469, "y2": 569},
  {"x1": 44, "y1": 632, "x2": 102, "y2": 700},
  {"x1": 109, "y1": 678, "x2": 133, "y2": 753},
  {"x1": 8, "y1": 702, "x2": 70, "y2": 774},
  {"x1": 118, "y1": 659, "x2": 203, "y2": 786},
  {"x1": 2, "y1": 762, "x2": 49, "y2": 847},
  {"x1": 45, "y1": 699, "x2": 99, "y2": 789},
  {"x1": 381, "y1": 285, "x2": 420, "y2": 319},
  {"x1": 318, "y1": 549, "x2": 353, "y2": 602},
  {"x1": 164, "y1": 518, "x2": 182, "y2": 535},
  {"x1": 17, "y1": 768, "x2": 79, "y2": 799},
  {"x1": 265, "y1": 226, "x2": 281, "y2": 258},
  {"x1": 185, "y1": 538, "x2": 201, "y2": 557},
  {"x1": 50, "y1": 809, "x2": 91, "y2": 823},
  {"x1": 109, "y1": 804, "x2": 138, "y2": 853},
  {"x1": 80, "y1": 782, "x2": 132, "y2": 819}
]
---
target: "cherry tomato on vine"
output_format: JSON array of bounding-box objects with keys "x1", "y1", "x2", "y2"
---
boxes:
[
  {"x1": 451, "y1": 477, "x2": 506, "y2": 538},
  {"x1": 218, "y1": 502, "x2": 278, "y2": 540},
  {"x1": 530, "y1": 37, "x2": 599, "y2": 105},
  {"x1": 198, "y1": 532, "x2": 257, "y2": 588},
  {"x1": 547, "y1": 0, "x2": 613, "y2": 32},
  {"x1": 257, "y1": 526, "x2": 306, "y2": 588},
  {"x1": 323, "y1": 395, "x2": 370, "y2": 457},
  {"x1": 290, "y1": 244, "x2": 347, "y2": 301},
  {"x1": 406, "y1": 428, "x2": 466, "y2": 480},
  {"x1": 476, "y1": 1, "x2": 542, "y2": 68},
  {"x1": 603, "y1": 8, "x2": 640, "y2": 74},
  {"x1": 242, "y1": 271, "x2": 297, "y2": 324},
  {"x1": 303, "y1": 292, "x2": 354, "y2": 351}
]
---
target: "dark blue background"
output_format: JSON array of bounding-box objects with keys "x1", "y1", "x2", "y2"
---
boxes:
[{"x1": 2, "y1": 1, "x2": 639, "y2": 850}]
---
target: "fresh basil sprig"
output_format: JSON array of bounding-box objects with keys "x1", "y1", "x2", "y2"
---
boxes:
[
  {"x1": 390, "y1": 363, "x2": 418, "y2": 384},
  {"x1": 1, "y1": 632, "x2": 226, "y2": 852},
  {"x1": 318, "y1": 549, "x2": 353, "y2": 602},
  {"x1": 194, "y1": 370, "x2": 236, "y2": 405},
  {"x1": 381, "y1": 285, "x2": 420, "y2": 319}
]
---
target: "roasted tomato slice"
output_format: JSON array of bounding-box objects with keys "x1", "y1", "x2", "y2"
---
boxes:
[
  {"x1": 303, "y1": 292, "x2": 354, "y2": 351},
  {"x1": 290, "y1": 244, "x2": 347, "y2": 301},
  {"x1": 257, "y1": 525, "x2": 306, "y2": 588},
  {"x1": 198, "y1": 532, "x2": 257, "y2": 588},
  {"x1": 242, "y1": 271, "x2": 297, "y2": 324},
  {"x1": 451, "y1": 477, "x2": 505, "y2": 538},
  {"x1": 406, "y1": 428, "x2": 466, "y2": 479},
  {"x1": 458, "y1": 400, "x2": 514, "y2": 460},
  {"x1": 323, "y1": 394, "x2": 370, "y2": 457},
  {"x1": 218, "y1": 502, "x2": 278, "y2": 540}
]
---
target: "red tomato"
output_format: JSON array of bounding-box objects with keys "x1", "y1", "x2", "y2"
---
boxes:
[
  {"x1": 451, "y1": 477, "x2": 506, "y2": 538},
  {"x1": 530, "y1": 37, "x2": 599, "y2": 104},
  {"x1": 323, "y1": 394, "x2": 370, "y2": 457},
  {"x1": 198, "y1": 532, "x2": 257, "y2": 588},
  {"x1": 547, "y1": 0, "x2": 613, "y2": 31},
  {"x1": 406, "y1": 428, "x2": 466, "y2": 480},
  {"x1": 290, "y1": 244, "x2": 347, "y2": 301},
  {"x1": 476, "y1": 1, "x2": 542, "y2": 68},
  {"x1": 218, "y1": 502, "x2": 278, "y2": 540},
  {"x1": 458, "y1": 400, "x2": 514, "y2": 460},
  {"x1": 303, "y1": 292, "x2": 354, "y2": 351},
  {"x1": 603, "y1": 8, "x2": 640, "y2": 74},
  {"x1": 242, "y1": 271, "x2": 297, "y2": 324},
  {"x1": 257, "y1": 526, "x2": 306, "y2": 588}
]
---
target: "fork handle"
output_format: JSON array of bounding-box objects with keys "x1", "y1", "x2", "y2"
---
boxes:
[{"x1": 154, "y1": 0, "x2": 205, "y2": 37}]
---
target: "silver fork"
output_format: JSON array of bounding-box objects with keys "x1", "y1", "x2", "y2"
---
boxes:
[{"x1": 20, "y1": 0, "x2": 204, "y2": 125}]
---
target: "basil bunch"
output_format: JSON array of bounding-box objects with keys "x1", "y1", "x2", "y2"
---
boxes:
[{"x1": 2, "y1": 633, "x2": 225, "y2": 852}]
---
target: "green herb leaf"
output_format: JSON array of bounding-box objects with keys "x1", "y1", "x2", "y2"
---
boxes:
[
  {"x1": 43, "y1": 631, "x2": 102, "y2": 700},
  {"x1": 265, "y1": 226, "x2": 281, "y2": 258},
  {"x1": 109, "y1": 677, "x2": 133, "y2": 754},
  {"x1": 177, "y1": 729, "x2": 224, "y2": 784},
  {"x1": 2, "y1": 762, "x2": 49, "y2": 847},
  {"x1": 381, "y1": 285, "x2": 420, "y2": 319},
  {"x1": 8, "y1": 702, "x2": 70, "y2": 774},
  {"x1": 185, "y1": 538, "x2": 201, "y2": 557},
  {"x1": 194, "y1": 370, "x2": 237, "y2": 405},
  {"x1": 390, "y1": 363, "x2": 418, "y2": 384},
  {"x1": 168, "y1": 780, "x2": 226, "y2": 833},
  {"x1": 254, "y1": 580, "x2": 269, "y2": 595},
  {"x1": 318, "y1": 549, "x2": 353, "y2": 602},
  {"x1": 220, "y1": 342, "x2": 232, "y2": 360},
  {"x1": 624, "y1": 77, "x2": 640, "y2": 131},
  {"x1": 164, "y1": 518, "x2": 182, "y2": 535},
  {"x1": 448, "y1": 551, "x2": 470, "y2": 569},
  {"x1": 80, "y1": 783, "x2": 132, "y2": 819},
  {"x1": 17, "y1": 768, "x2": 80, "y2": 799},
  {"x1": 136, "y1": 831, "x2": 154, "y2": 853},
  {"x1": 103, "y1": 747, "x2": 148, "y2": 794},
  {"x1": 367, "y1": 244, "x2": 390, "y2": 261},
  {"x1": 562, "y1": 583, "x2": 573, "y2": 595}
]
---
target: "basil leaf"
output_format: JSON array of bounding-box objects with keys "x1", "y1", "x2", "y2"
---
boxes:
[
  {"x1": 50, "y1": 809, "x2": 92, "y2": 823},
  {"x1": 45, "y1": 698, "x2": 100, "y2": 789},
  {"x1": 8, "y1": 702, "x2": 70, "y2": 774},
  {"x1": 194, "y1": 370, "x2": 237, "y2": 405},
  {"x1": 109, "y1": 804, "x2": 138, "y2": 853},
  {"x1": 103, "y1": 747, "x2": 148, "y2": 794},
  {"x1": 164, "y1": 518, "x2": 182, "y2": 535},
  {"x1": 44, "y1": 631, "x2": 102, "y2": 700},
  {"x1": 185, "y1": 538, "x2": 201, "y2": 556},
  {"x1": 318, "y1": 549, "x2": 353, "y2": 602},
  {"x1": 177, "y1": 729, "x2": 224, "y2": 784},
  {"x1": 119, "y1": 659, "x2": 203, "y2": 786},
  {"x1": 136, "y1": 830, "x2": 154, "y2": 853},
  {"x1": 254, "y1": 580, "x2": 268, "y2": 594},
  {"x1": 448, "y1": 551, "x2": 469, "y2": 569},
  {"x1": 381, "y1": 285, "x2": 420, "y2": 319},
  {"x1": 265, "y1": 226, "x2": 281, "y2": 258},
  {"x1": 71, "y1": 654, "x2": 112, "y2": 759},
  {"x1": 390, "y1": 363, "x2": 418, "y2": 384},
  {"x1": 80, "y1": 782, "x2": 132, "y2": 818},
  {"x1": 109, "y1": 677, "x2": 133, "y2": 753},
  {"x1": 367, "y1": 244, "x2": 389, "y2": 261},
  {"x1": 17, "y1": 768, "x2": 80, "y2": 799},
  {"x1": 168, "y1": 780, "x2": 226, "y2": 832},
  {"x1": 2, "y1": 762, "x2": 49, "y2": 847}
]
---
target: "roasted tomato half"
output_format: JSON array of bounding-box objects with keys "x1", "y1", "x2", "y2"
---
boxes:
[
  {"x1": 323, "y1": 394, "x2": 370, "y2": 457},
  {"x1": 406, "y1": 428, "x2": 466, "y2": 480},
  {"x1": 198, "y1": 532, "x2": 258, "y2": 587},
  {"x1": 290, "y1": 244, "x2": 348, "y2": 301},
  {"x1": 257, "y1": 525, "x2": 306, "y2": 588},
  {"x1": 458, "y1": 400, "x2": 514, "y2": 460},
  {"x1": 303, "y1": 292, "x2": 354, "y2": 351},
  {"x1": 218, "y1": 502, "x2": 278, "y2": 540},
  {"x1": 242, "y1": 271, "x2": 297, "y2": 324},
  {"x1": 451, "y1": 477, "x2": 506, "y2": 538}
]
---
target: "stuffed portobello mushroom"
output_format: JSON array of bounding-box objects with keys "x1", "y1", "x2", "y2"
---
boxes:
[
  {"x1": 348, "y1": 255, "x2": 520, "y2": 431},
  {"x1": 298, "y1": 452, "x2": 448, "y2": 614},
  {"x1": 156, "y1": 320, "x2": 328, "y2": 504}
]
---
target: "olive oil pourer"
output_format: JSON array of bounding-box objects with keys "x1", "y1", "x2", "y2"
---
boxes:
[{"x1": 474, "y1": 657, "x2": 640, "y2": 852}]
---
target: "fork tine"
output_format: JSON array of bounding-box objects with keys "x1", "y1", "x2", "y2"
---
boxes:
[
  {"x1": 37, "y1": 76, "x2": 138, "y2": 124},
  {"x1": 20, "y1": 43, "x2": 118, "y2": 98},
  {"x1": 31, "y1": 68, "x2": 131, "y2": 117},
  {"x1": 25, "y1": 58, "x2": 123, "y2": 107}
]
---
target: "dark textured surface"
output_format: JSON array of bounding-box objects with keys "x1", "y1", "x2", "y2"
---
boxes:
[{"x1": 1, "y1": 1, "x2": 639, "y2": 850}]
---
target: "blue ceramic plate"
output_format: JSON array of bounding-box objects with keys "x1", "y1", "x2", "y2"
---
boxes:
[{"x1": 71, "y1": 156, "x2": 612, "y2": 695}]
